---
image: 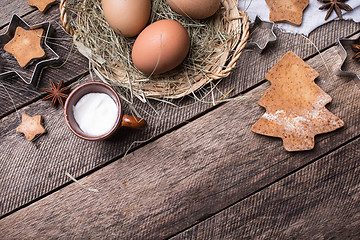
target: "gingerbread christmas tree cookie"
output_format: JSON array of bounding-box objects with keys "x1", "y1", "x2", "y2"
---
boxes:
[
  {"x1": 3, "y1": 26, "x2": 45, "y2": 68},
  {"x1": 16, "y1": 113, "x2": 46, "y2": 141},
  {"x1": 251, "y1": 51, "x2": 344, "y2": 151},
  {"x1": 28, "y1": 0, "x2": 57, "y2": 13},
  {"x1": 265, "y1": 0, "x2": 309, "y2": 26}
]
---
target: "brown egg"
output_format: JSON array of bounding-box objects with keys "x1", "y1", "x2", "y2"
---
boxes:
[
  {"x1": 132, "y1": 19, "x2": 190, "y2": 75},
  {"x1": 166, "y1": 0, "x2": 221, "y2": 19},
  {"x1": 102, "y1": 0, "x2": 151, "y2": 37}
]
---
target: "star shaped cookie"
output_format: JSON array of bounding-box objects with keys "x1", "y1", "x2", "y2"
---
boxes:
[
  {"x1": 265, "y1": 0, "x2": 309, "y2": 26},
  {"x1": 0, "y1": 14, "x2": 60, "y2": 85},
  {"x1": 16, "y1": 113, "x2": 46, "y2": 141},
  {"x1": 3, "y1": 26, "x2": 46, "y2": 68},
  {"x1": 28, "y1": 0, "x2": 57, "y2": 13}
]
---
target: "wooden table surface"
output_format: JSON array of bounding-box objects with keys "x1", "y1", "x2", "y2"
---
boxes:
[{"x1": 1, "y1": 1, "x2": 360, "y2": 239}]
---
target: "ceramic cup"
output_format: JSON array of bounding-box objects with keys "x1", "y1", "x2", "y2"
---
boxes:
[{"x1": 64, "y1": 81, "x2": 147, "y2": 141}]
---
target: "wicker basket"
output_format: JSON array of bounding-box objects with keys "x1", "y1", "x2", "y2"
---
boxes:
[{"x1": 60, "y1": 0, "x2": 249, "y2": 99}]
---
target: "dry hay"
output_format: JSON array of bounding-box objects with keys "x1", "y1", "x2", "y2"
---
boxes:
[{"x1": 60, "y1": 0, "x2": 249, "y2": 103}]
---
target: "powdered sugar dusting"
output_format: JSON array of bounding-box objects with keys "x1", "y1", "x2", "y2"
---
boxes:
[{"x1": 262, "y1": 109, "x2": 320, "y2": 133}]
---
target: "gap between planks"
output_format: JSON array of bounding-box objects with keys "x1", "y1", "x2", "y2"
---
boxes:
[
  {"x1": 171, "y1": 135, "x2": 360, "y2": 239},
  {"x1": 0, "y1": 11, "x2": 359, "y2": 118},
  {"x1": 0, "y1": 5, "x2": 89, "y2": 117},
  {"x1": 168, "y1": 133, "x2": 360, "y2": 239},
  {"x1": 0, "y1": 45, "x2": 360, "y2": 239}
]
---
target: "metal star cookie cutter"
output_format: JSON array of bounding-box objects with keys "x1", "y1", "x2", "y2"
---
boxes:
[
  {"x1": 246, "y1": 16, "x2": 277, "y2": 52},
  {"x1": 337, "y1": 36, "x2": 360, "y2": 83},
  {"x1": 0, "y1": 14, "x2": 60, "y2": 86}
]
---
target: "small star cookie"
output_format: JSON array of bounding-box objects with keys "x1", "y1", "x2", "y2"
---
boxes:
[
  {"x1": 265, "y1": 0, "x2": 309, "y2": 26},
  {"x1": 16, "y1": 113, "x2": 46, "y2": 141},
  {"x1": 3, "y1": 27, "x2": 46, "y2": 68},
  {"x1": 28, "y1": 0, "x2": 57, "y2": 13}
]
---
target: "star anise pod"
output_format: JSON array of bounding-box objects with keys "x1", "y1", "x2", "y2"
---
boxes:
[
  {"x1": 351, "y1": 43, "x2": 360, "y2": 60},
  {"x1": 318, "y1": 0, "x2": 353, "y2": 20},
  {"x1": 42, "y1": 80, "x2": 70, "y2": 108}
]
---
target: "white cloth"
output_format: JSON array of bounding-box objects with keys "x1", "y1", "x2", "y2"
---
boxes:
[{"x1": 239, "y1": 0, "x2": 360, "y2": 36}]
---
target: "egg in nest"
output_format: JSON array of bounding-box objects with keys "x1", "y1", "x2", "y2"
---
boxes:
[
  {"x1": 102, "y1": 0, "x2": 151, "y2": 37},
  {"x1": 132, "y1": 19, "x2": 190, "y2": 75},
  {"x1": 166, "y1": 0, "x2": 221, "y2": 19}
]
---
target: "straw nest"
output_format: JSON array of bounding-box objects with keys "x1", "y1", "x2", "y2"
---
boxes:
[{"x1": 60, "y1": 0, "x2": 249, "y2": 101}]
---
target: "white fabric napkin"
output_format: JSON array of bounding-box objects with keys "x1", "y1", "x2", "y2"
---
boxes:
[{"x1": 239, "y1": 0, "x2": 360, "y2": 36}]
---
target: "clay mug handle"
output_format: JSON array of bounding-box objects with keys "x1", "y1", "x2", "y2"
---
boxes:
[{"x1": 121, "y1": 114, "x2": 147, "y2": 129}]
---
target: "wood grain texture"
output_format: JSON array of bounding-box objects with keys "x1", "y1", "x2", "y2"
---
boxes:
[
  {"x1": 0, "y1": 9, "x2": 359, "y2": 117},
  {"x1": 173, "y1": 138, "x2": 360, "y2": 240},
  {"x1": 0, "y1": 6, "x2": 88, "y2": 117},
  {"x1": 1, "y1": 46, "x2": 360, "y2": 239},
  {"x1": 0, "y1": 4, "x2": 358, "y2": 115},
  {"x1": 0, "y1": 0, "x2": 34, "y2": 28},
  {"x1": 0, "y1": 74, "x2": 216, "y2": 218},
  {"x1": 227, "y1": 20, "x2": 360, "y2": 93}
]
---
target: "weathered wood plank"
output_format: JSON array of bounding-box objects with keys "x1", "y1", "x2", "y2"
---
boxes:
[
  {"x1": 0, "y1": 6, "x2": 359, "y2": 117},
  {"x1": 0, "y1": 5, "x2": 88, "y2": 117},
  {"x1": 0, "y1": 7, "x2": 358, "y2": 136},
  {"x1": 172, "y1": 138, "x2": 360, "y2": 240},
  {"x1": 227, "y1": 20, "x2": 360, "y2": 92},
  {"x1": 1, "y1": 46, "x2": 360, "y2": 239},
  {"x1": 0, "y1": 0, "x2": 35, "y2": 28},
  {"x1": 0, "y1": 73, "x2": 217, "y2": 218}
]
